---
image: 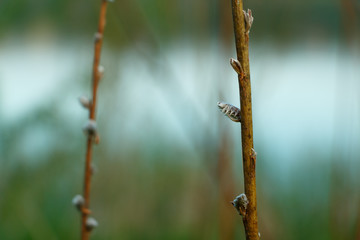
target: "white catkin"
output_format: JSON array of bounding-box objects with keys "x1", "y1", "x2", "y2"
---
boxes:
[
  {"x1": 83, "y1": 120, "x2": 97, "y2": 137},
  {"x1": 72, "y1": 194, "x2": 84, "y2": 211},
  {"x1": 232, "y1": 193, "x2": 249, "y2": 216},
  {"x1": 217, "y1": 102, "x2": 241, "y2": 122},
  {"x1": 79, "y1": 96, "x2": 91, "y2": 109},
  {"x1": 86, "y1": 217, "x2": 98, "y2": 231},
  {"x1": 94, "y1": 32, "x2": 103, "y2": 42},
  {"x1": 98, "y1": 65, "x2": 105, "y2": 79}
]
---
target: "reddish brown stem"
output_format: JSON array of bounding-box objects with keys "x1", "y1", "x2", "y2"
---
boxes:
[
  {"x1": 81, "y1": 1, "x2": 108, "y2": 239},
  {"x1": 230, "y1": 0, "x2": 259, "y2": 239},
  {"x1": 90, "y1": 0, "x2": 108, "y2": 120}
]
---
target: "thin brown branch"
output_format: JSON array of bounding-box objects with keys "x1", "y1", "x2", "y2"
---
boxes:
[
  {"x1": 81, "y1": 1, "x2": 109, "y2": 239},
  {"x1": 230, "y1": 0, "x2": 259, "y2": 239}
]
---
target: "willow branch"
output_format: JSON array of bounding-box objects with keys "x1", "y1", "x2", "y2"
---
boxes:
[
  {"x1": 230, "y1": 0, "x2": 259, "y2": 239},
  {"x1": 80, "y1": 1, "x2": 109, "y2": 239}
]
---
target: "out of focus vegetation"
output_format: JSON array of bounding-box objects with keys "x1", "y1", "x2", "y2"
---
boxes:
[
  {"x1": 0, "y1": 0, "x2": 359, "y2": 239},
  {"x1": 0, "y1": 0, "x2": 348, "y2": 46}
]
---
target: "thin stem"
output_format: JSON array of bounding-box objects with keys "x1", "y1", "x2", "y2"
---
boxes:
[
  {"x1": 230, "y1": 0, "x2": 259, "y2": 239},
  {"x1": 81, "y1": 138, "x2": 93, "y2": 240},
  {"x1": 90, "y1": 0, "x2": 108, "y2": 120},
  {"x1": 81, "y1": 1, "x2": 109, "y2": 239}
]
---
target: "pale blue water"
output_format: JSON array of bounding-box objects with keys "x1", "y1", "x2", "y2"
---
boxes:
[{"x1": 0, "y1": 39, "x2": 359, "y2": 173}]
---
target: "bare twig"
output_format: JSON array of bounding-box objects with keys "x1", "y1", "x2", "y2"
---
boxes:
[
  {"x1": 230, "y1": 0, "x2": 259, "y2": 239},
  {"x1": 79, "y1": 1, "x2": 110, "y2": 239}
]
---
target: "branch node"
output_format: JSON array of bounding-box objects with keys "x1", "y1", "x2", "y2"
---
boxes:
[
  {"x1": 231, "y1": 193, "x2": 249, "y2": 217},
  {"x1": 82, "y1": 207, "x2": 92, "y2": 215},
  {"x1": 217, "y1": 102, "x2": 241, "y2": 122}
]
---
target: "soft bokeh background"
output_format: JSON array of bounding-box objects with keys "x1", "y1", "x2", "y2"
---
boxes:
[{"x1": 1, "y1": 0, "x2": 359, "y2": 239}]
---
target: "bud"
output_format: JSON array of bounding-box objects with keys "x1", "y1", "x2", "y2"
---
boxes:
[
  {"x1": 83, "y1": 120, "x2": 97, "y2": 137},
  {"x1": 94, "y1": 32, "x2": 103, "y2": 42},
  {"x1": 98, "y1": 65, "x2": 105, "y2": 80},
  {"x1": 251, "y1": 148, "x2": 257, "y2": 160},
  {"x1": 79, "y1": 96, "x2": 91, "y2": 109},
  {"x1": 86, "y1": 217, "x2": 98, "y2": 231},
  {"x1": 72, "y1": 194, "x2": 84, "y2": 211},
  {"x1": 243, "y1": 9, "x2": 254, "y2": 34},
  {"x1": 230, "y1": 58, "x2": 243, "y2": 75},
  {"x1": 217, "y1": 102, "x2": 241, "y2": 122},
  {"x1": 231, "y1": 193, "x2": 248, "y2": 216}
]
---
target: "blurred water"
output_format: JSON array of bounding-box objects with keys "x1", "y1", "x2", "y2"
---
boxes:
[{"x1": 1, "y1": 39, "x2": 359, "y2": 168}]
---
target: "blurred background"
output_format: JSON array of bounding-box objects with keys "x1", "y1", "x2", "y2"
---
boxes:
[{"x1": 0, "y1": 0, "x2": 359, "y2": 239}]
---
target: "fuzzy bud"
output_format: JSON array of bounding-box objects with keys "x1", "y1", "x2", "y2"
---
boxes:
[
  {"x1": 94, "y1": 32, "x2": 103, "y2": 42},
  {"x1": 231, "y1": 193, "x2": 249, "y2": 216},
  {"x1": 251, "y1": 148, "x2": 257, "y2": 159},
  {"x1": 83, "y1": 120, "x2": 97, "y2": 137},
  {"x1": 230, "y1": 58, "x2": 243, "y2": 75},
  {"x1": 243, "y1": 9, "x2": 254, "y2": 34},
  {"x1": 72, "y1": 194, "x2": 84, "y2": 211},
  {"x1": 79, "y1": 96, "x2": 91, "y2": 109},
  {"x1": 98, "y1": 65, "x2": 105, "y2": 80},
  {"x1": 217, "y1": 102, "x2": 241, "y2": 122},
  {"x1": 86, "y1": 217, "x2": 98, "y2": 231}
]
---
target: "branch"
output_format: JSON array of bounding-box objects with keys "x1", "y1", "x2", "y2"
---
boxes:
[
  {"x1": 75, "y1": 1, "x2": 111, "y2": 240},
  {"x1": 230, "y1": 0, "x2": 259, "y2": 239}
]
